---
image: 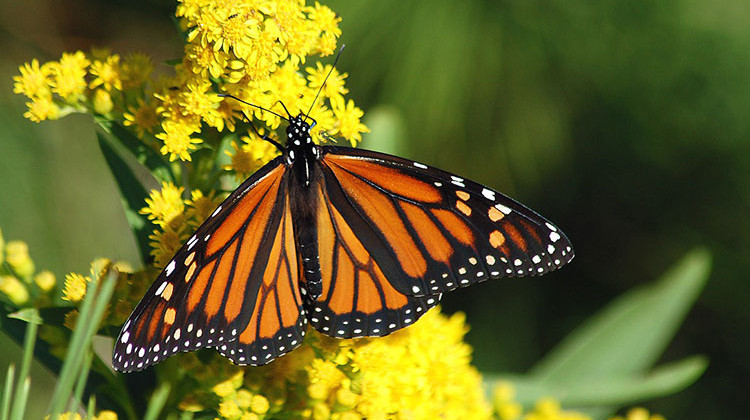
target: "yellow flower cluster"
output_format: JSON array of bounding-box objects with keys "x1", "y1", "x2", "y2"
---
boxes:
[
  {"x1": 14, "y1": 0, "x2": 366, "y2": 166},
  {"x1": 45, "y1": 410, "x2": 118, "y2": 420},
  {"x1": 140, "y1": 182, "x2": 222, "y2": 267},
  {"x1": 0, "y1": 228, "x2": 57, "y2": 306},
  {"x1": 179, "y1": 307, "x2": 491, "y2": 419},
  {"x1": 13, "y1": 51, "x2": 153, "y2": 122},
  {"x1": 492, "y1": 381, "x2": 666, "y2": 420}
]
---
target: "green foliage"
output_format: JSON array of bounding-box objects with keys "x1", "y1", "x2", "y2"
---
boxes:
[{"x1": 485, "y1": 249, "x2": 710, "y2": 418}]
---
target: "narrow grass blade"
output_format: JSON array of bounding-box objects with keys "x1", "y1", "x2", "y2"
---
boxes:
[
  {"x1": 48, "y1": 269, "x2": 117, "y2": 417},
  {"x1": 9, "y1": 379, "x2": 29, "y2": 420},
  {"x1": 9, "y1": 316, "x2": 37, "y2": 420},
  {"x1": 1, "y1": 365, "x2": 15, "y2": 420},
  {"x1": 142, "y1": 382, "x2": 171, "y2": 420}
]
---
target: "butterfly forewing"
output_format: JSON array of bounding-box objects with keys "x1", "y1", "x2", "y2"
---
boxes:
[
  {"x1": 214, "y1": 192, "x2": 307, "y2": 366},
  {"x1": 317, "y1": 146, "x2": 574, "y2": 296},
  {"x1": 113, "y1": 158, "x2": 296, "y2": 372}
]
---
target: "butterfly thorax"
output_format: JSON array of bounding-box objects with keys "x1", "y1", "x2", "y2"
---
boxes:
[{"x1": 285, "y1": 114, "x2": 324, "y2": 300}]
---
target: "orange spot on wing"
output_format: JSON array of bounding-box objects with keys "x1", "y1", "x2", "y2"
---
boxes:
[
  {"x1": 490, "y1": 230, "x2": 506, "y2": 248},
  {"x1": 400, "y1": 201, "x2": 453, "y2": 264},
  {"x1": 164, "y1": 307, "x2": 176, "y2": 325},
  {"x1": 488, "y1": 206, "x2": 504, "y2": 222},
  {"x1": 456, "y1": 190, "x2": 470, "y2": 201},
  {"x1": 162, "y1": 283, "x2": 173, "y2": 301},
  {"x1": 456, "y1": 200, "x2": 472, "y2": 216},
  {"x1": 184, "y1": 251, "x2": 195, "y2": 266},
  {"x1": 325, "y1": 155, "x2": 442, "y2": 203}
]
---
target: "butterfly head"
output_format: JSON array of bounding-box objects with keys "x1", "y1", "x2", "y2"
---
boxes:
[
  {"x1": 285, "y1": 114, "x2": 315, "y2": 148},
  {"x1": 284, "y1": 114, "x2": 321, "y2": 187}
]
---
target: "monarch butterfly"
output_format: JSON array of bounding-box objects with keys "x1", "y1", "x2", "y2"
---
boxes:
[{"x1": 112, "y1": 74, "x2": 573, "y2": 374}]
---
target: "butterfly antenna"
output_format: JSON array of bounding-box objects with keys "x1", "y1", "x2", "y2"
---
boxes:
[
  {"x1": 218, "y1": 93, "x2": 289, "y2": 122},
  {"x1": 228, "y1": 101, "x2": 285, "y2": 152},
  {"x1": 272, "y1": 100, "x2": 293, "y2": 120},
  {"x1": 305, "y1": 44, "x2": 346, "y2": 123}
]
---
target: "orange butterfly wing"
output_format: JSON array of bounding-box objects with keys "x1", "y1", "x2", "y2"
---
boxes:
[
  {"x1": 301, "y1": 146, "x2": 573, "y2": 338},
  {"x1": 113, "y1": 160, "x2": 305, "y2": 371}
]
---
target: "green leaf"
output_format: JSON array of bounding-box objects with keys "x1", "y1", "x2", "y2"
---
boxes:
[
  {"x1": 6, "y1": 309, "x2": 43, "y2": 325},
  {"x1": 530, "y1": 248, "x2": 710, "y2": 382},
  {"x1": 97, "y1": 131, "x2": 154, "y2": 265},
  {"x1": 489, "y1": 355, "x2": 708, "y2": 408},
  {"x1": 96, "y1": 119, "x2": 174, "y2": 183}
]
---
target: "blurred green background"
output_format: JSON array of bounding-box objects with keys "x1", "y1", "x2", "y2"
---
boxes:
[{"x1": 0, "y1": 1, "x2": 748, "y2": 418}]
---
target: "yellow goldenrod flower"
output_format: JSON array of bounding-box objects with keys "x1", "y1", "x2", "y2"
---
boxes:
[
  {"x1": 0, "y1": 275, "x2": 29, "y2": 305},
  {"x1": 185, "y1": 41, "x2": 229, "y2": 79},
  {"x1": 63, "y1": 309, "x2": 80, "y2": 330},
  {"x1": 89, "y1": 54, "x2": 123, "y2": 91},
  {"x1": 13, "y1": 58, "x2": 52, "y2": 99},
  {"x1": 609, "y1": 407, "x2": 666, "y2": 420},
  {"x1": 493, "y1": 381, "x2": 522, "y2": 420},
  {"x1": 34, "y1": 270, "x2": 56, "y2": 292},
  {"x1": 123, "y1": 97, "x2": 159, "y2": 137},
  {"x1": 94, "y1": 410, "x2": 118, "y2": 420},
  {"x1": 186, "y1": 189, "x2": 221, "y2": 227},
  {"x1": 306, "y1": 62, "x2": 348, "y2": 102},
  {"x1": 45, "y1": 413, "x2": 83, "y2": 420},
  {"x1": 311, "y1": 402, "x2": 331, "y2": 420},
  {"x1": 121, "y1": 52, "x2": 153, "y2": 89},
  {"x1": 148, "y1": 222, "x2": 189, "y2": 268},
  {"x1": 177, "y1": 78, "x2": 223, "y2": 125},
  {"x1": 249, "y1": 394, "x2": 270, "y2": 414},
  {"x1": 156, "y1": 118, "x2": 203, "y2": 161},
  {"x1": 62, "y1": 273, "x2": 89, "y2": 302},
  {"x1": 50, "y1": 50, "x2": 90, "y2": 103},
  {"x1": 332, "y1": 97, "x2": 368, "y2": 146},
  {"x1": 524, "y1": 397, "x2": 590, "y2": 420},
  {"x1": 5, "y1": 240, "x2": 34, "y2": 279},
  {"x1": 45, "y1": 411, "x2": 117, "y2": 420},
  {"x1": 24, "y1": 96, "x2": 60, "y2": 122},
  {"x1": 218, "y1": 400, "x2": 243, "y2": 419},
  {"x1": 235, "y1": 389, "x2": 253, "y2": 409},
  {"x1": 140, "y1": 182, "x2": 186, "y2": 227},
  {"x1": 93, "y1": 88, "x2": 114, "y2": 115},
  {"x1": 224, "y1": 136, "x2": 278, "y2": 180},
  {"x1": 306, "y1": 2, "x2": 342, "y2": 55}
]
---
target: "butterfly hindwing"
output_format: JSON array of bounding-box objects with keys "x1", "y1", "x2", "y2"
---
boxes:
[
  {"x1": 113, "y1": 158, "x2": 305, "y2": 371},
  {"x1": 302, "y1": 177, "x2": 440, "y2": 338},
  {"x1": 317, "y1": 146, "x2": 574, "y2": 297}
]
